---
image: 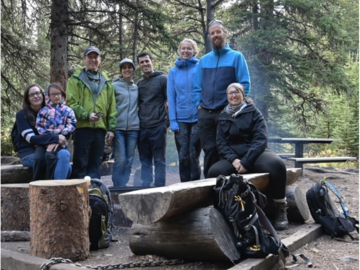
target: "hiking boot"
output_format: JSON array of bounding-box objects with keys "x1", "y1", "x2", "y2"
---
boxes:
[{"x1": 274, "y1": 202, "x2": 289, "y2": 230}]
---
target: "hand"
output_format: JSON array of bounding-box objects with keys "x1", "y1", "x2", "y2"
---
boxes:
[
  {"x1": 197, "y1": 105, "x2": 202, "y2": 110},
  {"x1": 232, "y1": 158, "x2": 242, "y2": 172},
  {"x1": 174, "y1": 130, "x2": 180, "y2": 133},
  {"x1": 105, "y1": 131, "x2": 114, "y2": 146},
  {"x1": 47, "y1": 143, "x2": 59, "y2": 152},
  {"x1": 89, "y1": 113, "x2": 101, "y2": 122},
  {"x1": 58, "y1": 135, "x2": 67, "y2": 146},
  {"x1": 238, "y1": 165, "x2": 248, "y2": 174}
]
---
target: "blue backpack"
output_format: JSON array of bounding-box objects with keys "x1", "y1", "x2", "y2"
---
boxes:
[{"x1": 88, "y1": 178, "x2": 113, "y2": 250}]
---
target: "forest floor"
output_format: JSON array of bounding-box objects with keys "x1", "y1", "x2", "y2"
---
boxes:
[{"x1": 2, "y1": 161, "x2": 359, "y2": 270}]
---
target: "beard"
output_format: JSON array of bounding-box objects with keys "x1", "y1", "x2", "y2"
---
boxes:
[{"x1": 211, "y1": 38, "x2": 225, "y2": 50}]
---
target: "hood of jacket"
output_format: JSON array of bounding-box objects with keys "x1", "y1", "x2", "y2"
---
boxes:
[{"x1": 174, "y1": 56, "x2": 199, "y2": 69}]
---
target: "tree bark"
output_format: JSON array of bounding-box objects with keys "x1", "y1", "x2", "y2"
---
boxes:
[
  {"x1": 119, "y1": 168, "x2": 301, "y2": 225},
  {"x1": 50, "y1": 0, "x2": 69, "y2": 88},
  {"x1": 1, "y1": 184, "x2": 30, "y2": 231},
  {"x1": 130, "y1": 207, "x2": 240, "y2": 262},
  {"x1": 29, "y1": 180, "x2": 90, "y2": 260}
]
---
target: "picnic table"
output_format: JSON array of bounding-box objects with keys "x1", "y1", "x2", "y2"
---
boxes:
[
  {"x1": 268, "y1": 138, "x2": 355, "y2": 174},
  {"x1": 268, "y1": 137, "x2": 341, "y2": 158}
]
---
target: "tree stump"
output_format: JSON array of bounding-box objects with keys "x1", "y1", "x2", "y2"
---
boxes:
[
  {"x1": 29, "y1": 180, "x2": 91, "y2": 260},
  {"x1": 1, "y1": 184, "x2": 30, "y2": 231},
  {"x1": 130, "y1": 207, "x2": 240, "y2": 262}
]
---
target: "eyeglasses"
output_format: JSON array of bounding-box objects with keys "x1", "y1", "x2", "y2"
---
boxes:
[
  {"x1": 29, "y1": 91, "x2": 42, "y2": 98},
  {"x1": 209, "y1": 19, "x2": 224, "y2": 27},
  {"x1": 49, "y1": 92, "x2": 62, "y2": 97},
  {"x1": 227, "y1": 91, "x2": 242, "y2": 97}
]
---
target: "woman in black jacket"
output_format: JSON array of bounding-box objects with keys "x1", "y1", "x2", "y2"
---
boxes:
[{"x1": 208, "y1": 83, "x2": 288, "y2": 230}]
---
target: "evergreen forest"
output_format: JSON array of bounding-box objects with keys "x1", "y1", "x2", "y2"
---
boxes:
[{"x1": 1, "y1": 0, "x2": 359, "y2": 167}]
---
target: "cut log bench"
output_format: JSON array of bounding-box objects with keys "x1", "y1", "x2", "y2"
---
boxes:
[
  {"x1": 119, "y1": 168, "x2": 310, "y2": 262},
  {"x1": 0, "y1": 161, "x2": 114, "y2": 184}
]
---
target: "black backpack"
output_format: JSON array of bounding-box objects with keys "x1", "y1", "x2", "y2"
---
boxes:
[
  {"x1": 11, "y1": 122, "x2": 20, "y2": 152},
  {"x1": 88, "y1": 178, "x2": 113, "y2": 250},
  {"x1": 306, "y1": 179, "x2": 359, "y2": 239},
  {"x1": 213, "y1": 174, "x2": 289, "y2": 261}
]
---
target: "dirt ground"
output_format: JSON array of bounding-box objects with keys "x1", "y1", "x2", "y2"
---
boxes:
[{"x1": 2, "y1": 162, "x2": 359, "y2": 270}]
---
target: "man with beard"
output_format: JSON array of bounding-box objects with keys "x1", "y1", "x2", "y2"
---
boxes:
[{"x1": 193, "y1": 20, "x2": 251, "y2": 178}]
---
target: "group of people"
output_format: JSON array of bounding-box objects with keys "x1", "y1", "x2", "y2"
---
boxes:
[{"x1": 15, "y1": 19, "x2": 289, "y2": 230}]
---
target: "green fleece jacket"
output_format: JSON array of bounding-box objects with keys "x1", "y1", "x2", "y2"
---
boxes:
[{"x1": 66, "y1": 69, "x2": 117, "y2": 131}]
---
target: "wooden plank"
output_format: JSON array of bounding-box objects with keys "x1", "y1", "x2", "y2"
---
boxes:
[
  {"x1": 288, "y1": 157, "x2": 356, "y2": 163},
  {"x1": 119, "y1": 168, "x2": 301, "y2": 225},
  {"x1": 227, "y1": 223, "x2": 323, "y2": 270}
]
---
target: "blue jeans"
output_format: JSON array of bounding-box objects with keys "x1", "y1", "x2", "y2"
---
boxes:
[
  {"x1": 174, "y1": 122, "x2": 201, "y2": 182},
  {"x1": 24, "y1": 148, "x2": 71, "y2": 180},
  {"x1": 22, "y1": 154, "x2": 35, "y2": 168},
  {"x1": 112, "y1": 130, "x2": 139, "y2": 187},
  {"x1": 53, "y1": 149, "x2": 72, "y2": 180},
  {"x1": 138, "y1": 124, "x2": 167, "y2": 187}
]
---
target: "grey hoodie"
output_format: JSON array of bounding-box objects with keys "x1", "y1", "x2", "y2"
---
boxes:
[{"x1": 113, "y1": 77, "x2": 140, "y2": 131}]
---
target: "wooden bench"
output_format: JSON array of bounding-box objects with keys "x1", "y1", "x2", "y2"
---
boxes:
[
  {"x1": 119, "y1": 168, "x2": 311, "y2": 262},
  {"x1": 287, "y1": 157, "x2": 357, "y2": 175},
  {"x1": 1, "y1": 161, "x2": 114, "y2": 184}
]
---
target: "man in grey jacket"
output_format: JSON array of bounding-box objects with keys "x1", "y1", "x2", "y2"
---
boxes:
[{"x1": 137, "y1": 52, "x2": 168, "y2": 187}]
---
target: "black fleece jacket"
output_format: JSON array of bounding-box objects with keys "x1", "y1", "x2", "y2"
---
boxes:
[
  {"x1": 216, "y1": 103, "x2": 268, "y2": 170},
  {"x1": 137, "y1": 71, "x2": 168, "y2": 129}
]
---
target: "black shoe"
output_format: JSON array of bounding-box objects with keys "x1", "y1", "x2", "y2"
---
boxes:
[{"x1": 274, "y1": 202, "x2": 289, "y2": 230}]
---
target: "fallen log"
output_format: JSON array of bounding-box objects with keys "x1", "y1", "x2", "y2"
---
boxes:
[
  {"x1": 1, "y1": 165, "x2": 32, "y2": 184},
  {"x1": 1, "y1": 231, "x2": 30, "y2": 242},
  {"x1": 1, "y1": 184, "x2": 30, "y2": 231},
  {"x1": 29, "y1": 180, "x2": 90, "y2": 261},
  {"x1": 119, "y1": 168, "x2": 301, "y2": 225},
  {"x1": 130, "y1": 207, "x2": 240, "y2": 262}
]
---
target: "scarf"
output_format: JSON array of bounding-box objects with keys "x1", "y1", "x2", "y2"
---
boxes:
[{"x1": 224, "y1": 101, "x2": 247, "y2": 117}]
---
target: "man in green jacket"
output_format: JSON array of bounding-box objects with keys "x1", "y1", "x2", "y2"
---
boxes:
[{"x1": 67, "y1": 46, "x2": 117, "y2": 179}]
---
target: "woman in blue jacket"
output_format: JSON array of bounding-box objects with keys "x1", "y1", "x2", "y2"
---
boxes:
[{"x1": 167, "y1": 38, "x2": 201, "y2": 182}]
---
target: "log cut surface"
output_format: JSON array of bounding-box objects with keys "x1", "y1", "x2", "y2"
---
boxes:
[
  {"x1": 29, "y1": 180, "x2": 90, "y2": 261},
  {"x1": 119, "y1": 168, "x2": 301, "y2": 225}
]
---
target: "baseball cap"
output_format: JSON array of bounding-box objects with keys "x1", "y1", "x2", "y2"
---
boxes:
[
  {"x1": 119, "y1": 58, "x2": 135, "y2": 69},
  {"x1": 84, "y1": 46, "x2": 101, "y2": 56}
]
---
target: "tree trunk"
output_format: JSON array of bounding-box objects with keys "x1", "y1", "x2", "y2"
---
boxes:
[
  {"x1": 119, "y1": 168, "x2": 301, "y2": 225},
  {"x1": 50, "y1": 0, "x2": 69, "y2": 88},
  {"x1": 1, "y1": 184, "x2": 30, "y2": 231},
  {"x1": 29, "y1": 180, "x2": 90, "y2": 260},
  {"x1": 130, "y1": 207, "x2": 240, "y2": 262}
]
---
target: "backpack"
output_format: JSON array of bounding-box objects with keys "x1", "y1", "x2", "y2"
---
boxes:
[
  {"x1": 213, "y1": 174, "x2": 289, "y2": 261},
  {"x1": 88, "y1": 178, "x2": 113, "y2": 250},
  {"x1": 306, "y1": 179, "x2": 359, "y2": 239},
  {"x1": 11, "y1": 122, "x2": 20, "y2": 152}
]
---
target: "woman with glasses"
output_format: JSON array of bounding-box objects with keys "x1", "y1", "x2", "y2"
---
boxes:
[
  {"x1": 207, "y1": 83, "x2": 289, "y2": 230},
  {"x1": 15, "y1": 83, "x2": 72, "y2": 181},
  {"x1": 167, "y1": 38, "x2": 201, "y2": 182},
  {"x1": 35, "y1": 83, "x2": 76, "y2": 179}
]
